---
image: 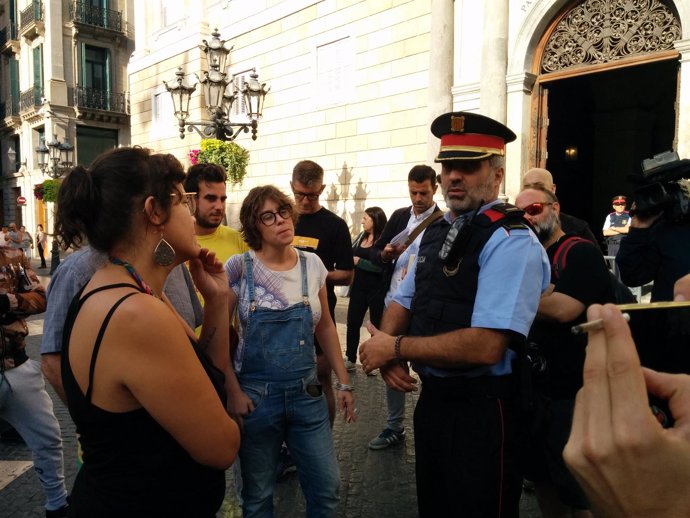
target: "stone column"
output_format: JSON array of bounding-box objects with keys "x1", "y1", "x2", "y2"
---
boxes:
[
  {"x1": 479, "y1": 0, "x2": 509, "y2": 197},
  {"x1": 479, "y1": 0, "x2": 509, "y2": 123},
  {"x1": 427, "y1": 0, "x2": 454, "y2": 164},
  {"x1": 675, "y1": 39, "x2": 690, "y2": 158}
]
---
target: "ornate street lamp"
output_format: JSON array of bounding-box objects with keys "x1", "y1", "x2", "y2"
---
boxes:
[
  {"x1": 163, "y1": 28, "x2": 269, "y2": 141},
  {"x1": 36, "y1": 134, "x2": 73, "y2": 179}
]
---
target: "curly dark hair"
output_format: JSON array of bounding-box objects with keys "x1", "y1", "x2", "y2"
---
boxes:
[
  {"x1": 240, "y1": 185, "x2": 298, "y2": 251},
  {"x1": 55, "y1": 147, "x2": 186, "y2": 251}
]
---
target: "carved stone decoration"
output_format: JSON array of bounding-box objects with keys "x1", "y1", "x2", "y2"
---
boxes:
[{"x1": 541, "y1": 0, "x2": 681, "y2": 73}]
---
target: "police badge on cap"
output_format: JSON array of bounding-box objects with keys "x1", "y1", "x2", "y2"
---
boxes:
[{"x1": 431, "y1": 111, "x2": 517, "y2": 162}]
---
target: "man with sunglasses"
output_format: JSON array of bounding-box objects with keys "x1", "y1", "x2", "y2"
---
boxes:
[
  {"x1": 291, "y1": 160, "x2": 354, "y2": 427},
  {"x1": 359, "y1": 112, "x2": 550, "y2": 517},
  {"x1": 522, "y1": 168, "x2": 598, "y2": 245},
  {"x1": 602, "y1": 195, "x2": 630, "y2": 257},
  {"x1": 516, "y1": 186, "x2": 614, "y2": 518}
]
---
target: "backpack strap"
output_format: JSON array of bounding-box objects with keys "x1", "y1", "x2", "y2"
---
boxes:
[{"x1": 552, "y1": 236, "x2": 593, "y2": 280}]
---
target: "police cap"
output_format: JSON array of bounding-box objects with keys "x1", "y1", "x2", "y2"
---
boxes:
[{"x1": 431, "y1": 111, "x2": 516, "y2": 162}]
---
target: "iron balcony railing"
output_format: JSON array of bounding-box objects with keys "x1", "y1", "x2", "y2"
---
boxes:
[
  {"x1": 19, "y1": 0, "x2": 43, "y2": 30},
  {"x1": 19, "y1": 86, "x2": 43, "y2": 112},
  {"x1": 74, "y1": 86, "x2": 128, "y2": 113},
  {"x1": 0, "y1": 24, "x2": 18, "y2": 47},
  {"x1": 0, "y1": 98, "x2": 20, "y2": 118},
  {"x1": 69, "y1": 0, "x2": 122, "y2": 32}
]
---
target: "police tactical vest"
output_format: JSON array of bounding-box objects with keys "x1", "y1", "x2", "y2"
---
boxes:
[{"x1": 409, "y1": 203, "x2": 528, "y2": 338}]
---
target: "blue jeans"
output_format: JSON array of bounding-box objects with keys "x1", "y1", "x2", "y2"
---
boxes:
[
  {"x1": 386, "y1": 385, "x2": 405, "y2": 432},
  {"x1": 0, "y1": 360, "x2": 68, "y2": 511},
  {"x1": 239, "y1": 375, "x2": 340, "y2": 518}
]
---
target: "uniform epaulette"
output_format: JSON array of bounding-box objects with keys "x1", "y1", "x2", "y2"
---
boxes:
[{"x1": 473, "y1": 203, "x2": 526, "y2": 227}]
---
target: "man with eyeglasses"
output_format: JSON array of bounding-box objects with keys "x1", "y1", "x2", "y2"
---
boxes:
[
  {"x1": 602, "y1": 195, "x2": 630, "y2": 257},
  {"x1": 515, "y1": 186, "x2": 614, "y2": 518},
  {"x1": 291, "y1": 160, "x2": 354, "y2": 428},
  {"x1": 522, "y1": 168, "x2": 598, "y2": 245},
  {"x1": 359, "y1": 112, "x2": 549, "y2": 517},
  {"x1": 184, "y1": 163, "x2": 248, "y2": 267}
]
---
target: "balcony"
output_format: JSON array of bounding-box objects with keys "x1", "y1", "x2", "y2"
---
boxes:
[
  {"x1": 19, "y1": 86, "x2": 43, "y2": 124},
  {"x1": 73, "y1": 86, "x2": 129, "y2": 123},
  {"x1": 0, "y1": 23, "x2": 19, "y2": 55},
  {"x1": 19, "y1": 0, "x2": 44, "y2": 41},
  {"x1": 0, "y1": 98, "x2": 21, "y2": 132},
  {"x1": 69, "y1": 1, "x2": 124, "y2": 35}
]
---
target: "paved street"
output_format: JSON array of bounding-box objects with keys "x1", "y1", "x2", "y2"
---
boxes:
[{"x1": 0, "y1": 258, "x2": 540, "y2": 517}]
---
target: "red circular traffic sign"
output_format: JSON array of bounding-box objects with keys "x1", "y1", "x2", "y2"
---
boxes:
[{"x1": 16, "y1": 196, "x2": 26, "y2": 206}]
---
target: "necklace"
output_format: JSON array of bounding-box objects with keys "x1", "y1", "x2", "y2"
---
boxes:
[{"x1": 109, "y1": 257, "x2": 159, "y2": 298}]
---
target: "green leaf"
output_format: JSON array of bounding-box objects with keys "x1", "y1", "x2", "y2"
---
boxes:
[
  {"x1": 198, "y1": 138, "x2": 250, "y2": 184},
  {"x1": 42, "y1": 179, "x2": 62, "y2": 203}
]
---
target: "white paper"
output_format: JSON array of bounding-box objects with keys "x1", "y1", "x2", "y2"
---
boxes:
[{"x1": 389, "y1": 228, "x2": 410, "y2": 246}]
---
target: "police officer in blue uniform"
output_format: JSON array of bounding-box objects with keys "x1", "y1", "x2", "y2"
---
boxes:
[
  {"x1": 602, "y1": 195, "x2": 630, "y2": 257},
  {"x1": 359, "y1": 112, "x2": 550, "y2": 517}
]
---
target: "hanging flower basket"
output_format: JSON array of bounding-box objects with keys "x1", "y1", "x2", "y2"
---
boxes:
[
  {"x1": 34, "y1": 183, "x2": 44, "y2": 201},
  {"x1": 41, "y1": 179, "x2": 62, "y2": 203},
  {"x1": 189, "y1": 138, "x2": 250, "y2": 185}
]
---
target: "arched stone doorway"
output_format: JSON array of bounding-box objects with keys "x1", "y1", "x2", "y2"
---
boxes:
[{"x1": 530, "y1": 0, "x2": 682, "y2": 237}]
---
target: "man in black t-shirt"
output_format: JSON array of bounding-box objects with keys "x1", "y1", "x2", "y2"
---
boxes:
[
  {"x1": 522, "y1": 168, "x2": 599, "y2": 245},
  {"x1": 291, "y1": 160, "x2": 354, "y2": 425},
  {"x1": 515, "y1": 187, "x2": 614, "y2": 518}
]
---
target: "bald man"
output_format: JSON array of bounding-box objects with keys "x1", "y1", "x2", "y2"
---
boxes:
[{"x1": 522, "y1": 168, "x2": 598, "y2": 245}]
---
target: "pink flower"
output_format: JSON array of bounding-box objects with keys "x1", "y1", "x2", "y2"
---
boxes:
[{"x1": 188, "y1": 149, "x2": 200, "y2": 165}]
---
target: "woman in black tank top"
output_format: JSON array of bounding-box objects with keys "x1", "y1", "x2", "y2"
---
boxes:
[{"x1": 54, "y1": 147, "x2": 240, "y2": 516}]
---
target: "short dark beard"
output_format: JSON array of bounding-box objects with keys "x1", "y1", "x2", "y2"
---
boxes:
[{"x1": 196, "y1": 219, "x2": 221, "y2": 228}]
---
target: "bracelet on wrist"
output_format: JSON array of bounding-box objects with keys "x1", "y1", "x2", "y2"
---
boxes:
[
  {"x1": 394, "y1": 335, "x2": 404, "y2": 363},
  {"x1": 335, "y1": 381, "x2": 355, "y2": 392}
]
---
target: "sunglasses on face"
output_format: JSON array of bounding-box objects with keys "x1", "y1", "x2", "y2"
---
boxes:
[
  {"x1": 522, "y1": 202, "x2": 553, "y2": 216},
  {"x1": 613, "y1": 202, "x2": 626, "y2": 206}
]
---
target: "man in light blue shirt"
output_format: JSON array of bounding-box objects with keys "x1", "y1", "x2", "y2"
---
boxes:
[{"x1": 360, "y1": 111, "x2": 549, "y2": 517}]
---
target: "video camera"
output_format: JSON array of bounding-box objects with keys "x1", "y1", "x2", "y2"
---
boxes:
[{"x1": 631, "y1": 150, "x2": 690, "y2": 223}]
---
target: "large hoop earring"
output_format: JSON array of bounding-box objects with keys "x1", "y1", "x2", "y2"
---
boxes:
[{"x1": 154, "y1": 231, "x2": 176, "y2": 267}]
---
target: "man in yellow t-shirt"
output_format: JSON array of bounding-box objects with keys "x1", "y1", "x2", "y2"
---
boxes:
[{"x1": 184, "y1": 163, "x2": 248, "y2": 265}]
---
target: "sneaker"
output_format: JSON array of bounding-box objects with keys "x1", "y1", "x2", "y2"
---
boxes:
[
  {"x1": 344, "y1": 358, "x2": 357, "y2": 372},
  {"x1": 276, "y1": 446, "x2": 297, "y2": 482},
  {"x1": 368, "y1": 427, "x2": 405, "y2": 450},
  {"x1": 46, "y1": 502, "x2": 69, "y2": 518}
]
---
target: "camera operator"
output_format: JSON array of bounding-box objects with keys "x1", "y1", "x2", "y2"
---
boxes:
[{"x1": 616, "y1": 151, "x2": 690, "y2": 301}]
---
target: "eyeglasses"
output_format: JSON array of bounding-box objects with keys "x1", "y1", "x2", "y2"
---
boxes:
[
  {"x1": 292, "y1": 190, "x2": 322, "y2": 201},
  {"x1": 522, "y1": 202, "x2": 553, "y2": 216},
  {"x1": 259, "y1": 205, "x2": 293, "y2": 226},
  {"x1": 613, "y1": 202, "x2": 626, "y2": 207},
  {"x1": 171, "y1": 191, "x2": 197, "y2": 216}
]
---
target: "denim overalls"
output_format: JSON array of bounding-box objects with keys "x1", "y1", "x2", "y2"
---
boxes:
[{"x1": 238, "y1": 251, "x2": 339, "y2": 518}]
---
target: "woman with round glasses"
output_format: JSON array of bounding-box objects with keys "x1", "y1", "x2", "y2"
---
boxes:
[
  {"x1": 54, "y1": 147, "x2": 239, "y2": 516},
  {"x1": 224, "y1": 185, "x2": 356, "y2": 517}
]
